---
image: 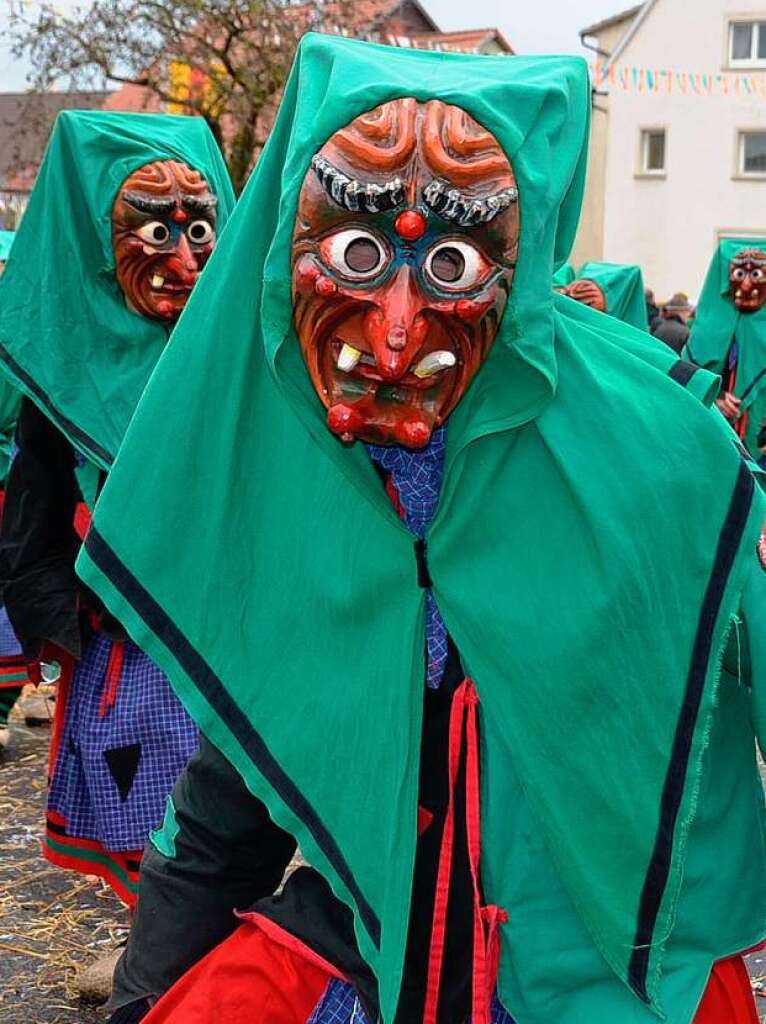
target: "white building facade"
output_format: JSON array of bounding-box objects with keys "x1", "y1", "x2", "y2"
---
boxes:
[{"x1": 574, "y1": 0, "x2": 766, "y2": 300}]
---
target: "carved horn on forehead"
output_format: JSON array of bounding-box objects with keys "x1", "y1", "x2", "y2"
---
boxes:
[
  {"x1": 423, "y1": 101, "x2": 511, "y2": 187},
  {"x1": 333, "y1": 98, "x2": 417, "y2": 172}
]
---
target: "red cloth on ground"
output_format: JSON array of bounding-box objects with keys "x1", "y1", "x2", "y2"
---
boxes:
[
  {"x1": 142, "y1": 919, "x2": 340, "y2": 1024},
  {"x1": 694, "y1": 956, "x2": 758, "y2": 1023}
]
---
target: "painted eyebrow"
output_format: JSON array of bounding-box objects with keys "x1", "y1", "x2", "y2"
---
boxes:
[
  {"x1": 311, "y1": 155, "x2": 405, "y2": 214},
  {"x1": 423, "y1": 179, "x2": 519, "y2": 227},
  {"x1": 122, "y1": 192, "x2": 176, "y2": 215},
  {"x1": 732, "y1": 253, "x2": 766, "y2": 267},
  {"x1": 182, "y1": 193, "x2": 218, "y2": 213}
]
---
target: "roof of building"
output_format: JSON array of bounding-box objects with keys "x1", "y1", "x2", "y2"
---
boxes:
[
  {"x1": 303, "y1": 0, "x2": 440, "y2": 33},
  {"x1": 0, "y1": 90, "x2": 111, "y2": 187},
  {"x1": 405, "y1": 27, "x2": 514, "y2": 54},
  {"x1": 369, "y1": 0, "x2": 440, "y2": 30},
  {"x1": 580, "y1": 4, "x2": 642, "y2": 39}
]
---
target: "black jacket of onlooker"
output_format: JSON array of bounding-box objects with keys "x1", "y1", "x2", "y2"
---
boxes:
[{"x1": 652, "y1": 315, "x2": 690, "y2": 355}]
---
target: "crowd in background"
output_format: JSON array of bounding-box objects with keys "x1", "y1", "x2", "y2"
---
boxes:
[{"x1": 645, "y1": 288, "x2": 695, "y2": 354}]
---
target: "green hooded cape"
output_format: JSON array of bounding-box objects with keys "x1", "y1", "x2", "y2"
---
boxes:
[
  {"x1": 577, "y1": 260, "x2": 649, "y2": 331},
  {"x1": 0, "y1": 111, "x2": 235, "y2": 470},
  {"x1": 78, "y1": 35, "x2": 766, "y2": 1024},
  {"x1": 0, "y1": 231, "x2": 14, "y2": 263},
  {"x1": 686, "y1": 238, "x2": 766, "y2": 458}
]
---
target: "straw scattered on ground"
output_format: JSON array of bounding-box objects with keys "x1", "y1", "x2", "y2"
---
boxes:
[{"x1": 0, "y1": 697, "x2": 127, "y2": 1024}]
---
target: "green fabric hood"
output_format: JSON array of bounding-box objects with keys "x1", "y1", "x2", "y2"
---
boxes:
[
  {"x1": 0, "y1": 231, "x2": 14, "y2": 263},
  {"x1": 687, "y1": 238, "x2": 766, "y2": 456},
  {"x1": 577, "y1": 260, "x2": 649, "y2": 331},
  {"x1": 0, "y1": 230, "x2": 20, "y2": 480},
  {"x1": 78, "y1": 34, "x2": 765, "y2": 1023},
  {"x1": 0, "y1": 111, "x2": 235, "y2": 468}
]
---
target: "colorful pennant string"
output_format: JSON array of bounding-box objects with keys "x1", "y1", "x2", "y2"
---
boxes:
[{"x1": 593, "y1": 62, "x2": 766, "y2": 97}]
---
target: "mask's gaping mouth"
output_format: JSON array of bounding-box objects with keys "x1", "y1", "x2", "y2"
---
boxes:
[
  {"x1": 149, "y1": 273, "x2": 195, "y2": 296},
  {"x1": 331, "y1": 339, "x2": 457, "y2": 389},
  {"x1": 735, "y1": 287, "x2": 763, "y2": 311},
  {"x1": 314, "y1": 311, "x2": 467, "y2": 447}
]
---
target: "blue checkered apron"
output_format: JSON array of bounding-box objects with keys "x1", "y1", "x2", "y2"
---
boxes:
[
  {"x1": 48, "y1": 633, "x2": 198, "y2": 850},
  {"x1": 0, "y1": 605, "x2": 21, "y2": 656}
]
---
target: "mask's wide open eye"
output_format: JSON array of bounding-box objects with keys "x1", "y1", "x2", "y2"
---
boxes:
[
  {"x1": 187, "y1": 220, "x2": 215, "y2": 245},
  {"x1": 424, "y1": 239, "x2": 491, "y2": 292},
  {"x1": 751, "y1": 267, "x2": 764, "y2": 282},
  {"x1": 321, "y1": 228, "x2": 388, "y2": 281},
  {"x1": 136, "y1": 221, "x2": 171, "y2": 246},
  {"x1": 732, "y1": 267, "x2": 747, "y2": 281}
]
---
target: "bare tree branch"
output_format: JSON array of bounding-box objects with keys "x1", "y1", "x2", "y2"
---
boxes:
[{"x1": 3, "y1": 0, "x2": 354, "y2": 192}]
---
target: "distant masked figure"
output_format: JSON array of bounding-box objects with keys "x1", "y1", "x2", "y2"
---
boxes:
[
  {"x1": 556, "y1": 261, "x2": 649, "y2": 331},
  {"x1": 0, "y1": 110, "x2": 235, "y2": 905},
  {"x1": 687, "y1": 241, "x2": 766, "y2": 459}
]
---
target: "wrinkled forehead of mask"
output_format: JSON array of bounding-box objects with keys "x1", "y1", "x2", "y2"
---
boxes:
[
  {"x1": 730, "y1": 248, "x2": 766, "y2": 274},
  {"x1": 302, "y1": 97, "x2": 518, "y2": 230},
  {"x1": 115, "y1": 159, "x2": 216, "y2": 216}
]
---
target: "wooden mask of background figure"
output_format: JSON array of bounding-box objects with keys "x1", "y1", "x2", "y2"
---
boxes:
[
  {"x1": 113, "y1": 160, "x2": 218, "y2": 322},
  {"x1": 729, "y1": 248, "x2": 766, "y2": 314}
]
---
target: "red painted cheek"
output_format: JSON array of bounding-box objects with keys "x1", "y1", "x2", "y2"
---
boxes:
[
  {"x1": 411, "y1": 314, "x2": 429, "y2": 346},
  {"x1": 315, "y1": 275, "x2": 338, "y2": 298},
  {"x1": 455, "y1": 297, "x2": 494, "y2": 323},
  {"x1": 294, "y1": 256, "x2": 320, "y2": 294}
]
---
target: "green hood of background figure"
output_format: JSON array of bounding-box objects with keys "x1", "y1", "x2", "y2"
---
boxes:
[
  {"x1": 0, "y1": 111, "x2": 235, "y2": 469},
  {"x1": 687, "y1": 238, "x2": 766, "y2": 456},
  {"x1": 577, "y1": 260, "x2": 650, "y2": 331},
  {"x1": 0, "y1": 231, "x2": 14, "y2": 263},
  {"x1": 0, "y1": 230, "x2": 20, "y2": 481},
  {"x1": 78, "y1": 34, "x2": 765, "y2": 1024}
]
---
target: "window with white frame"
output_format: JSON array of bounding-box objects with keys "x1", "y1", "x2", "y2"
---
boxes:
[
  {"x1": 729, "y1": 21, "x2": 766, "y2": 65},
  {"x1": 739, "y1": 131, "x2": 766, "y2": 175},
  {"x1": 640, "y1": 129, "x2": 666, "y2": 174}
]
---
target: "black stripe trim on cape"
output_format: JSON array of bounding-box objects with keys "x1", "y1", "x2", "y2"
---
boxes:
[
  {"x1": 0, "y1": 342, "x2": 114, "y2": 467},
  {"x1": 627, "y1": 460, "x2": 755, "y2": 1001},
  {"x1": 83, "y1": 527, "x2": 382, "y2": 949},
  {"x1": 667, "y1": 360, "x2": 699, "y2": 389}
]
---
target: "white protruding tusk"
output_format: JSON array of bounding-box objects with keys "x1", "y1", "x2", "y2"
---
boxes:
[
  {"x1": 414, "y1": 350, "x2": 457, "y2": 379},
  {"x1": 337, "y1": 343, "x2": 362, "y2": 372},
  {"x1": 151, "y1": 274, "x2": 165, "y2": 289}
]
